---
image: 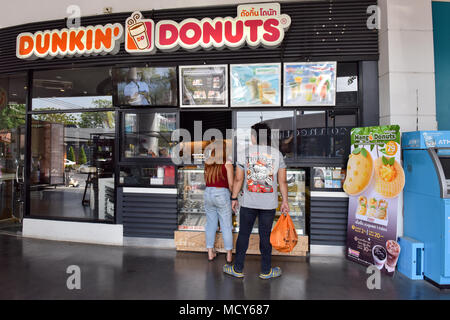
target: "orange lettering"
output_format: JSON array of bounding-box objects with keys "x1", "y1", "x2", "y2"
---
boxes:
[
  {"x1": 51, "y1": 32, "x2": 68, "y2": 54},
  {"x1": 95, "y1": 28, "x2": 112, "y2": 50},
  {"x1": 69, "y1": 30, "x2": 85, "y2": 51},
  {"x1": 35, "y1": 33, "x2": 50, "y2": 55},
  {"x1": 18, "y1": 35, "x2": 34, "y2": 57},
  {"x1": 86, "y1": 29, "x2": 93, "y2": 51}
]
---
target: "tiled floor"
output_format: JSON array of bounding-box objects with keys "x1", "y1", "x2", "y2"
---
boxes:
[{"x1": 0, "y1": 233, "x2": 449, "y2": 300}]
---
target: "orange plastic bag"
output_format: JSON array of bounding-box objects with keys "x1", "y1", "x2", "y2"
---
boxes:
[{"x1": 270, "y1": 213, "x2": 298, "y2": 253}]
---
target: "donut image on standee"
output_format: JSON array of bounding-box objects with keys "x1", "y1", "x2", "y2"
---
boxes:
[
  {"x1": 377, "y1": 199, "x2": 388, "y2": 220},
  {"x1": 343, "y1": 147, "x2": 374, "y2": 196},
  {"x1": 356, "y1": 196, "x2": 367, "y2": 216},
  {"x1": 367, "y1": 198, "x2": 377, "y2": 217},
  {"x1": 373, "y1": 156, "x2": 405, "y2": 198}
]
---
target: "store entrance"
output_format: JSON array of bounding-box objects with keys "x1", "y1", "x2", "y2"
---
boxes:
[
  {"x1": 28, "y1": 67, "x2": 116, "y2": 223},
  {"x1": 178, "y1": 110, "x2": 232, "y2": 230}
]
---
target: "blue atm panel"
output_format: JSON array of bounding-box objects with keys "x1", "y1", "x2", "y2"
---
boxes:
[
  {"x1": 402, "y1": 131, "x2": 450, "y2": 287},
  {"x1": 397, "y1": 237, "x2": 424, "y2": 280}
]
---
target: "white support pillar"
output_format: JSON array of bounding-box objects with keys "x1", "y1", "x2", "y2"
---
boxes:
[{"x1": 378, "y1": 0, "x2": 437, "y2": 133}]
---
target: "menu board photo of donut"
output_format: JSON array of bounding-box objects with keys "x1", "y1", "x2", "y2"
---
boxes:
[{"x1": 344, "y1": 125, "x2": 403, "y2": 275}]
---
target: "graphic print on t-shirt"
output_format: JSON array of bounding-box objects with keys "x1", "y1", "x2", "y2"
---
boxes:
[{"x1": 246, "y1": 152, "x2": 274, "y2": 193}]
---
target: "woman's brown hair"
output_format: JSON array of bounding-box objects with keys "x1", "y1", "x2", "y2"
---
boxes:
[{"x1": 204, "y1": 140, "x2": 228, "y2": 184}]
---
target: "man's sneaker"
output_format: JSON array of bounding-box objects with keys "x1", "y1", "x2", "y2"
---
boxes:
[
  {"x1": 259, "y1": 267, "x2": 282, "y2": 279},
  {"x1": 223, "y1": 264, "x2": 244, "y2": 278}
]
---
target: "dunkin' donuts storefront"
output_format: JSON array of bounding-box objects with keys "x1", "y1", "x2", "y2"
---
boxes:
[{"x1": 0, "y1": 1, "x2": 379, "y2": 255}]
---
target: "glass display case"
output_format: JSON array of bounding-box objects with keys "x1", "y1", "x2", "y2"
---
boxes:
[
  {"x1": 177, "y1": 167, "x2": 207, "y2": 230},
  {"x1": 276, "y1": 169, "x2": 306, "y2": 235},
  {"x1": 235, "y1": 168, "x2": 306, "y2": 235},
  {"x1": 177, "y1": 167, "x2": 306, "y2": 235}
]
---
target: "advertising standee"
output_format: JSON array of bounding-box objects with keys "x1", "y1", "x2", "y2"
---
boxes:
[{"x1": 344, "y1": 125, "x2": 404, "y2": 275}]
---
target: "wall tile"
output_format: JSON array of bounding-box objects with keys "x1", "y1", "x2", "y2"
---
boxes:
[
  {"x1": 386, "y1": 0, "x2": 433, "y2": 31},
  {"x1": 387, "y1": 30, "x2": 435, "y2": 73}
]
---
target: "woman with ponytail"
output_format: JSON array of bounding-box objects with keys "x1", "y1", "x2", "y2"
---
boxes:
[{"x1": 204, "y1": 140, "x2": 234, "y2": 263}]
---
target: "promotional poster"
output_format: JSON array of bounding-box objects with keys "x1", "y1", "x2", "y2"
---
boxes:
[
  {"x1": 283, "y1": 62, "x2": 336, "y2": 106},
  {"x1": 113, "y1": 67, "x2": 177, "y2": 106},
  {"x1": 180, "y1": 65, "x2": 228, "y2": 107},
  {"x1": 344, "y1": 125, "x2": 404, "y2": 274},
  {"x1": 230, "y1": 63, "x2": 281, "y2": 107}
]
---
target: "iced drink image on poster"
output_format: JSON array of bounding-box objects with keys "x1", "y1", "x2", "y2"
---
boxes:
[
  {"x1": 284, "y1": 62, "x2": 336, "y2": 106},
  {"x1": 231, "y1": 64, "x2": 281, "y2": 107},
  {"x1": 372, "y1": 245, "x2": 387, "y2": 270}
]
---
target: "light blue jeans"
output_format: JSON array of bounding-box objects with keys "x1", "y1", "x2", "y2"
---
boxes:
[{"x1": 204, "y1": 187, "x2": 233, "y2": 251}]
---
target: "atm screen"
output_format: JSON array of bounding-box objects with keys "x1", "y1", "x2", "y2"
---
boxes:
[{"x1": 439, "y1": 157, "x2": 450, "y2": 179}]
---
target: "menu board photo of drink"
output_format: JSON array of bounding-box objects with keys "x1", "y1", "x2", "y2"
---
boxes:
[
  {"x1": 343, "y1": 125, "x2": 404, "y2": 275},
  {"x1": 112, "y1": 67, "x2": 177, "y2": 106},
  {"x1": 179, "y1": 65, "x2": 228, "y2": 108},
  {"x1": 284, "y1": 62, "x2": 337, "y2": 106},
  {"x1": 230, "y1": 63, "x2": 281, "y2": 107}
]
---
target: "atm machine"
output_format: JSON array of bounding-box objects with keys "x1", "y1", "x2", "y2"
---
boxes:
[{"x1": 402, "y1": 131, "x2": 450, "y2": 287}]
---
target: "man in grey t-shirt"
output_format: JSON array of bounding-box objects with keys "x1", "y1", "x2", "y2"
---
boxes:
[
  {"x1": 237, "y1": 144, "x2": 286, "y2": 210},
  {"x1": 223, "y1": 123, "x2": 289, "y2": 280}
]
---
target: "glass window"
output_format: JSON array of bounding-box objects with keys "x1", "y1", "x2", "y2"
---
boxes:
[
  {"x1": 112, "y1": 67, "x2": 177, "y2": 106},
  {"x1": 329, "y1": 111, "x2": 357, "y2": 158},
  {"x1": 122, "y1": 112, "x2": 177, "y2": 159},
  {"x1": 120, "y1": 165, "x2": 175, "y2": 186},
  {"x1": 32, "y1": 67, "x2": 113, "y2": 110},
  {"x1": 296, "y1": 111, "x2": 328, "y2": 158},
  {"x1": 0, "y1": 73, "x2": 27, "y2": 222},
  {"x1": 29, "y1": 111, "x2": 115, "y2": 222},
  {"x1": 0, "y1": 74, "x2": 27, "y2": 131},
  {"x1": 236, "y1": 111, "x2": 294, "y2": 158},
  {"x1": 296, "y1": 110, "x2": 356, "y2": 159}
]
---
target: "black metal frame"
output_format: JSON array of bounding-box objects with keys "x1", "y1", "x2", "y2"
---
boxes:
[
  {"x1": 24, "y1": 69, "x2": 119, "y2": 224},
  {"x1": 20, "y1": 60, "x2": 366, "y2": 225},
  {"x1": 117, "y1": 108, "x2": 180, "y2": 190}
]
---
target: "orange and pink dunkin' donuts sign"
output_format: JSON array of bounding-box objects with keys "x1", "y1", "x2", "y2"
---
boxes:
[{"x1": 16, "y1": 3, "x2": 291, "y2": 60}]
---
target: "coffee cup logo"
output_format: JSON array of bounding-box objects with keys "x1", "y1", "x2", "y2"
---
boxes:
[{"x1": 125, "y1": 12, "x2": 155, "y2": 54}]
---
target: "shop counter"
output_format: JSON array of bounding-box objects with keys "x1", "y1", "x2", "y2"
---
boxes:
[{"x1": 175, "y1": 166, "x2": 308, "y2": 256}]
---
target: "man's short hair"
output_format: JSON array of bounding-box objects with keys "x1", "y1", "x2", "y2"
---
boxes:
[{"x1": 251, "y1": 122, "x2": 271, "y2": 145}]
